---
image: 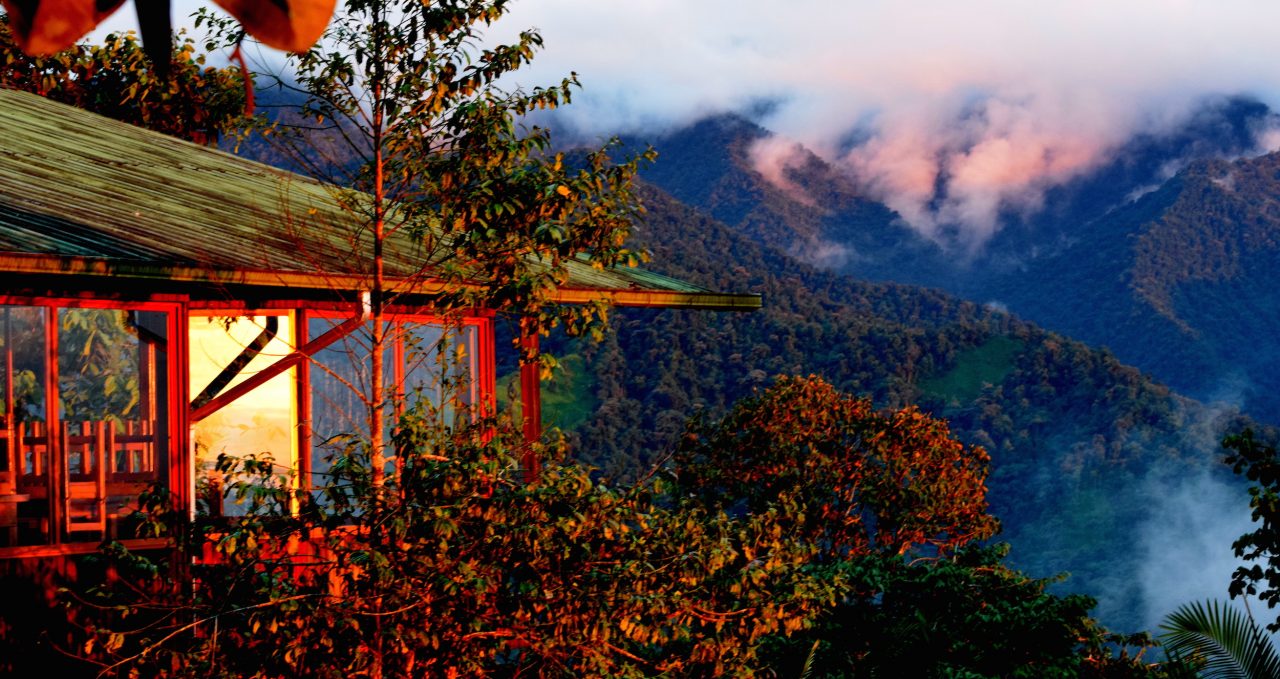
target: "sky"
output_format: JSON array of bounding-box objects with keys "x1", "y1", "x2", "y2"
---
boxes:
[{"x1": 96, "y1": 0, "x2": 1280, "y2": 242}]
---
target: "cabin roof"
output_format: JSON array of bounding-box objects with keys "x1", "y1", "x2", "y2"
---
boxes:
[{"x1": 0, "y1": 88, "x2": 759, "y2": 310}]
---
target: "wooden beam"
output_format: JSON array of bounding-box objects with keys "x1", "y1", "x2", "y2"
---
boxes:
[
  {"x1": 519, "y1": 318, "x2": 541, "y2": 484},
  {"x1": 45, "y1": 307, "x2": 60, "y2": 544},
  {"x1": 190, "y1": 316, "x2": 365, "y2": 424},
  {"x1": 295, "y1": 309, "x2": 312, "y2": 493},
  {"x1": 0, "y1": 256, "x2": 763, "y2": 311}
]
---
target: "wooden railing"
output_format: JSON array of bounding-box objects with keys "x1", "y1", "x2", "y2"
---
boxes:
[{"x1": 0, "y1": 420, "x2": 159, "y2": 544}]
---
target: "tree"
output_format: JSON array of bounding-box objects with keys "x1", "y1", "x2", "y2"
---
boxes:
[
  {"x1": 1160, "y1": 599, "x2": 1280, "y2": 679},
  {"x1": 672, "y1": 376, "x2": 1172, "y2": 678},
  {"x1": 1222, "y1": 430, "x2": 1280, "y2": 631},
  {"x1": 200, "y1": 0, "x2": 650, "y2": 482},
  {"x1": 769, "y1": 545, "x2": 1172, "y2": 678},
  {"x1": 0, "y1": 12, "x2": 246, "y2": 143},
  {"x1": 673, "y1": 374, "x2": 1000, "y2": 559},
  {"x1": 34, "y1": 3, "x2": 1173, "y2": 674},
  {"x1": 60, "y1": 376, "x2": 1177, "y2": 677}
]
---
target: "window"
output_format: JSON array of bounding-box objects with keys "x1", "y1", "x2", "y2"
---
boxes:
[
  {"x1": 308, "y1": 316, "x2": 483, "y2": 491},
  {"x1": 189, "y1": 314, "x2": 297, "y2": 516},
  {"x1": 188, "y1": 311, "x2": 490, "y2": 514},
  {"x1": 0, "y1": 303, "x2": 172, "y2": 548}
]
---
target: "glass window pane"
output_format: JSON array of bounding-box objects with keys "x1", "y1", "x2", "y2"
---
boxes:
[
  {"x1": 401, "y1": 322, "x2": 478, "y2": 419},
  {"x1": 309, "y1": 318, "x2": 391, "y2": 491},
  {"x1": 189, "y1": 315, "x2": 296, "y2": 517},
  {"x1": 0, "y1": 306, "x2": 171, "y2": 547},
  {"x1": 2, "y1": 306, "x2": 47, "y2": 547},
  {"x1": 58, "y1": 309, "x2": 141, "y2": 423},
  {"x1": 58, "y1": 308, "x2": 169, "y2": 542},
  {"x1": 308, "y1": 318, "x2": 480, "y2": 492}
]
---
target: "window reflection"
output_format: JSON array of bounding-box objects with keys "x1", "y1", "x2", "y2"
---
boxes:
[
  {"x1": 183, "y1": 313, "x2": 483, "y2": 512},
  {"x1": 188, "y1": 315, "x2": 296, "y2": 517},
  {"x1": 0, "y1": 305, "x2": 169, "y2": 548},
  {"x1": 309, "y1": 318, "x2": 479, "y2": 493}
]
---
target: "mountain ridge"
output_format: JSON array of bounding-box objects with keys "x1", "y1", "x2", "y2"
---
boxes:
[{"x1": 630, "y1": 95, "x2": 1280, "y2": 423}]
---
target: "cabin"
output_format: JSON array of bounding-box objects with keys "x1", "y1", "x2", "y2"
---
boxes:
[{"x1": 0, "y1": 87, "x2": 759, "y2": 563}]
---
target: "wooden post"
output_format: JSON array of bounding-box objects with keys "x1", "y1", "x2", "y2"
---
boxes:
[
  {"x1": 518, "y1": 318, "x2": 541, "y2": 483},
  {"x1": 296, "y1": 309, "x2": 312, "y2": 495},
  {"x1": 45, "y1": 307, "x2": 60, "y2": 544},
  {"x1": 1, "y1": 308, "x2": 12, "y2": 496}
]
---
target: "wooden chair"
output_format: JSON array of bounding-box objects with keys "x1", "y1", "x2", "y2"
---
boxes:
[
  {"x1": 0, "y1": 416, "x2": 13, "y2": 497},
  {"x1": 2, "y1": 420, "x2": 160, "y2": 541},
  {"x1": 64, "y1": 420, "x2": 108, "y2": 534},
  {"x1": 111, "y1": 420, "x2": 156, "y2": 477},
  {"x1": 106, "y1": 419, "x2": 159, "y2": 524},
  {"x1": 10, "y1": 421, "x2": 49, "y2": 542},
  {"x1": 0, "y1": 418, "x2": 16, "y2": 544},
  {"x1": 15, "y1": 420, "x2": 48, "y2": 499}
]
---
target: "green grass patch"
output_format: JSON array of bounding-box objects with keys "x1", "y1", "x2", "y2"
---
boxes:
[
  {"x1": 497, "y1": 353, "x2": 599, "y2": 432},
  {"x1": 919, "y1": 335, "x2": 1022, "y2": 406}
]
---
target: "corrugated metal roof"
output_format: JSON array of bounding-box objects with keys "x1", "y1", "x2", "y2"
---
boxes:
[{"x1": 0, "y1": 88, "x2": 760, "y2": 311}]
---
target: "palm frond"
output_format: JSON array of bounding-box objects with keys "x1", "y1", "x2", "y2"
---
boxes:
[
  {"x1": 1159, "y1": 599, "x2": 1280, "y2": 679},
  {"x1": 799, "y1": 639, "x2": 821, "y2": 679}
]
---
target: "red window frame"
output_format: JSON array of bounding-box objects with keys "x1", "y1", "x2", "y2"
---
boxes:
[
  {"x1": 0, "y1": 296, "x2": 186, "y2": 559},
  {"x1": 189, "y1": 307, "x2": 495, "y2": 498}
]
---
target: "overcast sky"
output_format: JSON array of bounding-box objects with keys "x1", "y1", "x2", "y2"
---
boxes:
[{"x1": 96, "y1": 1, "x2": 1280, "y2": 243}]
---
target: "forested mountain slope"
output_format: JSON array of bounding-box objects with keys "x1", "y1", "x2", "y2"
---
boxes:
[
  {"x1": 632, "y1": 98, "x2": 1280, "y2": 426},
  {"x1": 990, "y1": 151, "x2": 1280, "y2": 424},
  {"x1": 625, "y1": 115, "x2": 957, "y2": 288},
  {"x1": 232, "y1": 94, "x2": 1261, "y2": 631},
  {"x1": 551, "y1": 183, "x2": 1256, "y2": 632}
]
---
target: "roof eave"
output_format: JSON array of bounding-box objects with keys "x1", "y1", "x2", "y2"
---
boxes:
[{"x1": 0, "y1": 253, "x2": 762, "y2": 311}]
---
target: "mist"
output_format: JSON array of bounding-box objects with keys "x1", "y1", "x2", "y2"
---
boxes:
[{"x1": 1119, "y1": 471, "x2": 1254, "y2": 633}]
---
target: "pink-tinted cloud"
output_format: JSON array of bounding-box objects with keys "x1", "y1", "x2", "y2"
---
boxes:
[
  {"x1": 826, "y1": 90, "x2": 1114, "y2": 248},
  {"x1": 746, "y1": 137, "x2": 818, "y2": 208}
]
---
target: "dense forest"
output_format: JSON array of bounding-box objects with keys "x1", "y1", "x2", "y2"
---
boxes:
[
  {"x1": 6, "y1": 3, "x2": 1280, "y2": 672},
  {"x1": 236, "y1": 44, "x2": 1272, "y2": 636},
  {"x1": 531, "y1": 182, "x2": 1260, "y2": 632}
]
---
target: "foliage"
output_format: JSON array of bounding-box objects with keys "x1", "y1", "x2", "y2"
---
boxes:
[
  {"x1": 0, "y1": 13, "x2": 246, "y2": 143},
  {"x1": 61, "y1": 376, "x2": 1176, "y2": 677},
  {"x1": 61, "y1": 402, "x2": 816, "y2": 676},
  {"x1": 201, "y1": 0, "x2": 650, "y2": 337},
  {"x1": 1223, "y1": 430, "x2": 1280, "y2": 632},
  {"x1": 56, "y1": 309, "x2": 142, "y2": 422},
  {"x1": 556, "y1": 181, "x2": 1254, "y2": 634},
  {"x1": 1159, "y1": 599, "x2": 1280, "y2": 679},
  {"x1": 633, "y1": 101, "x2": 1280, "y2": 427},
  {"x1": 1158, "y1": 431, "x2": 1280, "y2": 677},
  {"x1": 199, "y1": 0, "x2": 651, "y2": 472},
  {"x1": 498, "y1": 352, "x2": 599, "y2": 431},
  {"x1": 918, "y1": 334, "x2": 1022, "y2": 406},
  {"x1": 673, "y1": 374, "x2": 999, "y2": 559},
  {"x1": 769, "y1": 545, "x2": 1172, "y2": 678}
]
